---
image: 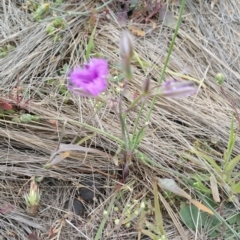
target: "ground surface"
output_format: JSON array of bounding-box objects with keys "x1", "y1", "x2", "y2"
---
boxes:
[{"x1": 1, "y1": 0, "x2": 240, "y2": 239}]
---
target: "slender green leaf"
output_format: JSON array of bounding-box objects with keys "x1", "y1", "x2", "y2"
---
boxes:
[
  {"x1": 224, "y1": 117, "x2": 237, "y2": 166},
  {"x1": 141, "y1": 229, "x2": 159, "y2": 240},
  {"x1": 231, "y1": 182, "x2": 240, "y2": 194},
  {"x1": 180, "y1": 204, "x2": 207, "y2": 231},
  {"x1": 153, "y1": 181, "x2": 166, "y2": 236},
  {"x1": 94, "y1": 193, "x2": 117, "y2": 240},
  {"x1": 191, "y1": 150, "x2": 222, "y2": 172},
  {"x1": 225, "y1": 155, "x2": 240, "y2": 175},
  {"x1": 197, "y1": 192, "x2": 240, "y2": 237},
  {"x1": 86, "y1": 23, "x2": 97, "y2": 60}
]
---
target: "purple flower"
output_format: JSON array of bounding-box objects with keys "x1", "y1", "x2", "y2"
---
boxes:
[
  {"x1": 67, "y1": 58, "x2": 108, "y2": 97},
  {"x1": 160, "y1": 80, "x2": 198, "y2": 98}
]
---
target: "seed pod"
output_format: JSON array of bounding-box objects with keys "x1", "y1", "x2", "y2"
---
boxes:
[{"x1": 215, "y1": 73, "x2": 225, "y2": 85}]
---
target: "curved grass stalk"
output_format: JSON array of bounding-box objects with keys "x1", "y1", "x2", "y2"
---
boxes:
[
  {"x1": 42, "y1": 117, "x2": 124, "y2": 145},
  {"x1": 131, "y1": 0, "x2": 187, "y2": 153},
  {"x1": 94, "y1": 192, "x2": 118, "y2": 240},
  {"x1": 146, "y1": 0, "x2": 187, "y2": 121}
]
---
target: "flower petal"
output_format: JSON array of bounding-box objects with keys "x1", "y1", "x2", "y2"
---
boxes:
[
  {"x1": 67, "y1": 58, "x2": 108, "y2": 97},
  {"x1": 160, "y1": 80, "x2": 198, "y2": 98}
]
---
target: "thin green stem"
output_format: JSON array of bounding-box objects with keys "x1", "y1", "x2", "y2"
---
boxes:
[
  {"x1": 94, "y1": 192, "x2": 118, "y2": 240},
  {"x1": 146, "y1": 0, "x2": 187, "y2": 122},
  {"x1": 129, "y1": 0, "x2": 186, "y2": 153},
  {"x1": 41, "y1": 117, "x2": 124, "y2": 145},
  {"x1": 119, "y1": 82, "x2": 131, "y2": 150},
  {"x1": 69, "y1": 119, "x2": 123, "y2": 144},
  {"x1": 131, "y1": 102, "x2": 145, "y2": 150},
  {"x1": 119, "y1": 114, "x2": 130, "y2": 150}
]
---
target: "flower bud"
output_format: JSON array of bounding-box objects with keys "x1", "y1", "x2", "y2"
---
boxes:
[
  {"x1": 160, "y1": 80, "x2": 198, "y2": 98},
  {"x1": 103, "y1": 210, "x2": 108, "y2": 216},
  {"x1": 114, "y1": 206, "x2": 119, "y2": 212},
  {"x1": 120, "y1": 30, "x2": 134, "y2": 60},
  {"x1": 125, "y1": 222, "x2": 131, "y2": 228},
  {"x1": 120, "y1": 30, "x2": 134, "y2": 80},
  {"x1": 114, "y1": 219, "x2": 120, "y2": 225},
  {"x1": 142, "y1": 77, "x2": 150, "y2": 95},
  {"x1": 140, "y1": 201, "x2": 146, "y2": 209},
  {"x1": 20, "y1": 114, "x2": 32, "y2": 123},
  {"x1": 215, "y1": 73, "x2": 225, "y2": 86}
]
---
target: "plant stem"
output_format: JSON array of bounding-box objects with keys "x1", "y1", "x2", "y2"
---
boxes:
[
  {"x1": 94, "y1": 192, "x2": 118, "y2": 240},
  {"x1": 130, "y1": 0, "x2": 187, "y2": 154},
  {"x1": 131, "y1": 101, "x2": 145, "y2": 149},
  {"x1": 146, "y1": 0, "x2": 187, "y2": 122},
  {"x1": 42, "y1": 117, "x2": 124, "y2": 145}
]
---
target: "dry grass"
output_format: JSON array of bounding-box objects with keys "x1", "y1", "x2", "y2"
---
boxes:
[{"x1": 1, "y1": 0, "x2": 240, "y2": 239}]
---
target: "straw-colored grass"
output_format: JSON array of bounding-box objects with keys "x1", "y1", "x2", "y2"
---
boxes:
[{"x1": 1, "y1": 0, "x2": 240, "y2": 239}]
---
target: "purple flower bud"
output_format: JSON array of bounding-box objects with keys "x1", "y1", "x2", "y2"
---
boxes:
[
  {"x1": 120, "y1": 30, "x2": 134, "y2": 80},
  {"x1": 120, "y1": 30, "x2": 134, "y2": 60},
  {"x1": 142, "y1": 77, "x2": 151, "y2": 95},
  {"x1": 67, "y1": 58, "x2": 108, "y2": 97},
  {"x1": 160, "y1": 80, "x2": 198, "y2": 98}
]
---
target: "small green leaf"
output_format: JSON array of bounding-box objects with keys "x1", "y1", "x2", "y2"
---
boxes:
[
  {"x1": 225, "y1": 155, "x2": 240, "y2": 175},
  {"x1": 0, "y1": 48, "x2": 7, "y2": 58},
  {"x1": 193, "y1": 180, "x2": 211, "y2": 194},
  {"x1": 33, "y1": 3, "x2": 50, "y2": 21},
  {"x1": 207, "y1": 216, "x2": 221, "y2": 237},
  {"x1": 62, "y1": 63, "x2": 69, "y2": 73},
  {"x1": 7, "y1": 44, "x2": 15, "y2": 52},
  {"x1": 46, "y1": 25, "x2": 55, "y2": 34},
  {"x1": 227, "y1": 215, "x2": 237, "y2": 225},
  {"x1": 231, "y1": 182, "x2": 240, "y2": 194},
  {"x1": 52, "y1": 18, "x2": 65, "y2": 28},
  {"x1": 208, "y1": 229, "x2": 221, "y2": 238},
  {"x1": 236, "y1": 213, "x2": 240, "y2": 225},
  {"x1": 180, "y1": 204, "x2": 207, "y2": 230}
]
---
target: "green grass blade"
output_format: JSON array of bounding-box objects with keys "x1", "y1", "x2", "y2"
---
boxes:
[
  {"x1": 197, "y1": 192, "x2": 240, "y2": 238},
  {"x1": 86, "y1": 23, "x2": 97, "y2": 60},
  {"x1": 153, "y1": 181, "x2": 166, "y2": 237},
  {"x1": 224, "y1": 117, "x2": 237, "y2": 167},
  {"x1": 191, "y1": 149, "x2": 222, "y2": 172},
  {"x1": 225, "y1": 154, "x2": 240, "y2": 175},
  {"x1": 145, "y1": 0, "x2": 187, "y2": 122},
  {"x1": 94, "y1": 192, "x2": 117, "y2": 240},
  {"x1": 51, "y1": 117, "x2": 124, "y2": 145}
]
